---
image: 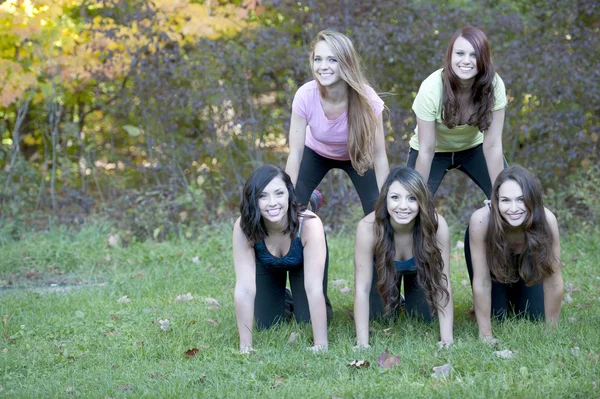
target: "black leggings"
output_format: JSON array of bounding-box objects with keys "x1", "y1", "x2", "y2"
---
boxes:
[
  {"x1": 407, "y1": 144, "x2": 507, "y2": 198},
  {"x1": 464, "y1": 228, "x2": 545, "y2": 320},
  {"x1": 254, "y1": 243, "x2": 333, "y2": 329},
  {"x1": 369, "y1": 267, "x2": 432, "y2": 322},
  {"x1": 296, "y1": 146, "x2": 379, "y2": 215}
]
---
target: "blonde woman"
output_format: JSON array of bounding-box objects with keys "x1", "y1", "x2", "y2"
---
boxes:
[{"x1": 285, "y1": 29, "x2": 389, "y2": 215}]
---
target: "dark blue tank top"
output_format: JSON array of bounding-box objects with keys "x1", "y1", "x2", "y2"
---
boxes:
[
  {"x1": 394, "y1": 258, "x2": 417, "y2": 275},
  {"x1": 253, "y1": 220, "x2": 304, "y2": 270}
]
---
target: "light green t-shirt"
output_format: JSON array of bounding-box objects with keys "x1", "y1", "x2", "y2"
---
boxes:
[{"x1": 410, "y1": 69, "x2": 507, "y2": 152}]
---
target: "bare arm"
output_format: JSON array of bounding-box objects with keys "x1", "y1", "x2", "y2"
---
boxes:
[
  {"x1": 284, "y1": 111, "x2": 308, "y2": 187},
  {"x1": 543, "y1": 209, "x2": 563, "y2": 326},
  {"x1": 469, "y1": 209, "x2": 495, "y2": 340},
  {"x1": 232, "y1": 218, "x2": 257, "y2": 352},
  {"x1": 373, "y1": 113, "x2": 390, "y2": 191},
  {"x1": 301, "y1": 213, "x2": 328, "y2": 349},
  {"x1": 435, "y1": 215, "x2": 454, "y2": 344},
  {"x1": 353, "y1": 214, "x2": 376, "y2": 347},
  {"x1": 482, "y1": 108, "x2": 506, "y2": 187},
  {"x1": 414, "y1": 117, "x2": 436, "y2": 183}
]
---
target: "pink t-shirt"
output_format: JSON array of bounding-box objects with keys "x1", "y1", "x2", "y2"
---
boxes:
[{"x1": 291, "y1": 80, "x2": 384, "y2": 160}]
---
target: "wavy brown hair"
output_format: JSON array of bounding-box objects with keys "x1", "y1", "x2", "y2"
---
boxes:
[
  {"x1": 373, "y1": 167, "x2": 449, "y2": 315},
  {"x1": 486, "y1": 165, "x2": 557, "y2": 285},
  {"x1": 239, "y1": 165, "x2": 308, "y2": 244},
  {"x1": 311, "y1": 30, "x2": 378, "y2": 175},
  {"x1": 442, "y1": 26, "x2": 496, "y2": 131}
]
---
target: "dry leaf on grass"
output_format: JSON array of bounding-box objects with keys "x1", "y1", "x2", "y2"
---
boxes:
[
  {"x1": 455, "y1": 240, "x2": 465, "y2": 249},
  {"x1": 107, "y1": 234, "x2": 120, "y2": 247},
  {"x1": 382, "y1": 327, "x2": 393, "y2": 336},
  {"x1": 431, "y1": 363, "x2": 451, "y2": 378},
  {"x1": 288, "y1": 332, "x2": 299, "y2": 344},
  {"x1": 204, "y1": 298, "x2": 222, "y2": 309},
  {"x1": 103, "y1": 330, "x2": 119, "y2": 336},
  {"x1": 494, "y1": 349, "x2": 516, "y2": 359},
  {"x1": 272, "y1": 376, "x2": 285, "y2": 389},
  {"x1": 461, "y1": 279, "x2": 469, "y2": 287},
  {"x1": 175, "y1": 293, "x2": 194, "y2": 302},
  {"x1": 118, "y1": 384, "x2": 135, "y2": 392},
  {"x1": 339, "y1": 287, "x2": 351, "y2": 294},
  {"x1": 345, "y1": 308, "x2": 355, "y2": 320},
  {"x1": 330, "y1": 279, "x2": 346, "y2": 286},
  {"x1": 207, "y1": 318, "x2": 219, "y2": 325},
  {"x1": 157, "y1": 319, "x2": 170, "y2": 331},
  {"x1": 184, "y1": 348, "x2": 199, "y2": 358},
  {"x1": 347, "y1": 360, "x2": 370, "y2": 369},
  {"x1": 191, "y1": 256, "x2": 200, "y2": 264},
  {"x1": 568, "y1": 317, "x2": 577, "y2": 323},
  {"x1": 117, "y1": 296, "x2": 131, "y2": 304},
  {"x1": 563, "y1": 293, "x2": 573, "y2": 304},
  {"x1": 377, "y1": 348, "x2": 401, "y2": 369},
  {"x1": 2, "y1": 313, "x2": 7, "y2": 327},
  {"x1": 570, "y1": 346, "x2": 580, "y2": 356}
]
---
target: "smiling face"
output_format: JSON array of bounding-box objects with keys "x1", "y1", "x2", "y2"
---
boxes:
[
  {"x1": 258, "y1": 176, "x2": 289, "y2": 225},
  {"x1": 386, "y1": 181, "x2": 420, "y2": 228},
  {"x1": 498, "y1": 179, "x2": 528, "y2": 227},
  {"x1": 451, "y1": 36, "x2": 478, "y2": 81},
  {"x1": 312, "y1": 40, "x2": 343, "y2": 88}
]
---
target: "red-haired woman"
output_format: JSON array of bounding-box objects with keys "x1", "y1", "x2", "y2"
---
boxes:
[{"x1": 408, "y1": 26, "x2": 507, "y2": 198}]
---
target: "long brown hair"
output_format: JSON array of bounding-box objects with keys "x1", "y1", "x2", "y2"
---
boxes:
[
  {"x1": 486, "y1": 165, "x2": 557, "y2": 284},
  {"x1": 373, "y1": 167, "x2": 449, "y2": 314},
  {"x1": 310, "y1": 30, "x2": 378, "y2": 175},
  {"x1": 442, "y1": 26, "x2": 496, "y2": 131}
]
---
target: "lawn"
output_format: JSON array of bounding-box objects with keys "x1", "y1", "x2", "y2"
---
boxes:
[{"x1": 1, "y1": 221, "x2": 599, "y2": 398}]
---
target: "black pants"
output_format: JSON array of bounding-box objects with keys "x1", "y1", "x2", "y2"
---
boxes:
[
  {"x1": 407, "y1": 144, "x2": 506, "y2": 198},
  {"x1": 369, "y1": 267, "x2": 432, "y2": 322},
  {"x1": 296, "y1": 146, "x2": 379, "y2": 215},
  {"x1": 464, "y1": 228, "x2": 545, "y2": 320},
  {"x1": 254, "y1": 241, "x2": 333, "y2": 329}
]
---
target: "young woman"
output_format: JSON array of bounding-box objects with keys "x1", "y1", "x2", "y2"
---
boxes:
[
  {"x1": 285, "y1": 29, "x2": 389, "y2": 215},
  {"x1": 232, "y1": 165, "x2": 332, "y2": 353},
  {"x1": 466, "y1": 165, "x2": 563, "y2": 343},
  {"x1": 408, "y1": 26, "x2": 507, "y2": 198},
  {"x1": 354, "y1": 167, "x2": 454, "y2": 348}
]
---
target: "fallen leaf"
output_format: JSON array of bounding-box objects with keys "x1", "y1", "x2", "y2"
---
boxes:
[
  {"x1": 157, "y1": 318, "x2": 170, "y2": 331},
  {"x1": 118, "y1": 384, "x2": 135, "y2": 391},
  {"x1": 592, "y1": 381, "x2": 597, "y2": 390},
  {"x1": 347, "y1": 360, "x2": 370, "y2": 368},
  {"x1": 565, "y1": 282, "x2": 576, "y2": 292},
  {"x1": 431, "y1": 363, "x2": 451, "y2": 378},
  {"x1": 563, "y1": 293, "x2": 573, "y2": 304},
  {"x1": 175, "y1": 293, "x2": 194, "y2": 302},
  {"x1": 288, "y1": 332, "x2": 299, "y2": 344},
  {"x1": 570, "y1": 346, "x2": 580, "y2": 356},
  {"x1": 207, "y1": 318, "x2": 219, "y2": 325},
  {"x1": 2, "y1": 313, "x2": 7, "y2": 327},
  {"x1": 568, "y1": 317, "x2": 577, "y2": 323},
  {"x1": 192, "y1": 256, "x2": 200, "y2": 264},
  {"x1": 461, "y1": 279, "x2": 469, "y2": 287},
  {"x1": 110, "y1": 314, "x2": 119, "y2": 321},
  {"x1": 184, "y1": 348, "x2": 199, "y2": 358},
  {"x1": 65, "y1": 386, "x2": 73, "y2": 393},
  {"x1": 3, "y1": 331, "x2": 15, "y2": 344},
  {"x1": 330, "y1": 279, "x2": 346, "y2": 286},
  {"x1": 103, "y1": 330, "x2": 119, "y2": 336},
  {"x1": 455, "y1": 240, "x2": 465, "y2": 249},
  {"x1": 117, "y1": 296, "x2": 131, "y2": 304},
  {"x1": 382, "y1": 327, "x2": 393, "y2": 336},
  {"x1": 272, "y1": 375, "x2": 285, "y2": 389},
  {"x1": 346, "y1": 308, "x2": 355, "y2": 320},
  {"x1": 204, "y1": 298, "x2": 221, "y2": 308},
  {"x1": 377, "y1": 348, "x2": 401, "y2": 369},
  {"x1": 107, "y1": 234, "x2": 120, "y2": 247},
  {"x1": 494, "y1": 349, "x2": 515, "y2": 359},
  {"x1": 339, "y1": 287, "x2": 351, "y2": 294}
]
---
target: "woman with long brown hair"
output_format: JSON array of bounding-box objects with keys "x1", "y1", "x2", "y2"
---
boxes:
[
  {"x1": 466, "y1": 165, "x2": 563, "y2": 343},
  {"x1": 285, "y1": 29, "x2": 389, "y2": 215},
  {"x1": 408, "y1": 26, "x2": 507, "y2": 198},
  {"x1": 354, "y1": 167, "x2": 453, "y2": 348}
]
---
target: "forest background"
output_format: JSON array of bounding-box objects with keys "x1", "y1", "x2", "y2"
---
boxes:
[{"x1": 0, "y1": 0, "x2": 598, "y2": 238}]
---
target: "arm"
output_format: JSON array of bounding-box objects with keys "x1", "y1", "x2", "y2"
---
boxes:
[
  {"x1": 353, "y1": 215, "x2": 376, "y2": 347},
  {"x1": 482, "y1": 107, "x2": 506, "y2": 187},
  {"x1": 469, "y1": 209, "x2": 495, "y2": 340},
  {"x1": 414, "y1": 117, "x2": 436, "y2": 183},
  {"x1": 373, "y1": 113, "x2": 390, "y2": 191},
  {"x1": 543, "y1": 209, "x2": 563, "y2": 327},
  {"x1": 301, "y1": 213, "x2": 328, "y2": 349},
  {"x1": 284, "y1": 111, "x2": 308, "y2": 187},
  {"x1": 435, "y1": 215, "x2": 454, "y2": 345},
  {"x1": 232, "y1": 218, "x2": 257, "y2": 352}
]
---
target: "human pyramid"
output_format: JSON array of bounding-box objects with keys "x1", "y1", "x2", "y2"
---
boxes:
[{"x1": 232, "y1": 27, "x2": 563, "y2": 353}]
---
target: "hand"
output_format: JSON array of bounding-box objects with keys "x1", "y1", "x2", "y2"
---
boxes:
[
  {"x1": 240, "y1": 346, "x2": 255, "y2": 354},
  {"x1": 353, "y1": 343, "x2": 371, "y2": 351},
  {"x1": 306, "y1": 345, "x2": 327, "y2": 353},
  {"x1": 480, "y1": 335, "x2": 498, "y2": 346},
  {"x1": 437, "y1": 340, "x2": 453, "y2": 349}
]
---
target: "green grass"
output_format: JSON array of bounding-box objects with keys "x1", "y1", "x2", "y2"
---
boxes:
[{"x1": 1, "y1": 221, "x2": 599, "y2": 398}]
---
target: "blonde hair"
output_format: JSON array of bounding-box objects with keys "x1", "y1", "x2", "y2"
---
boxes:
[{"x1": 310, "y1": 30, "x2": 378, "y2": 175}]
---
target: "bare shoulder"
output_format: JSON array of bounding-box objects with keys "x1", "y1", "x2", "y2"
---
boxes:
[
  {"x1": 357, "y1": 212, "x2": 376, "y2": 234},
  {"x1": 435, "y1": 213, "x2": 450, "y2": 239},
  {"x1": 299, "y1": 210, "x2": 324, "y2": 238},
  {"x1": 469, "y1": 207, "x2": 490, "y2": 235},
  {"x1": 544, "y1": 208, "x2": 558, "y2": 227}
]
